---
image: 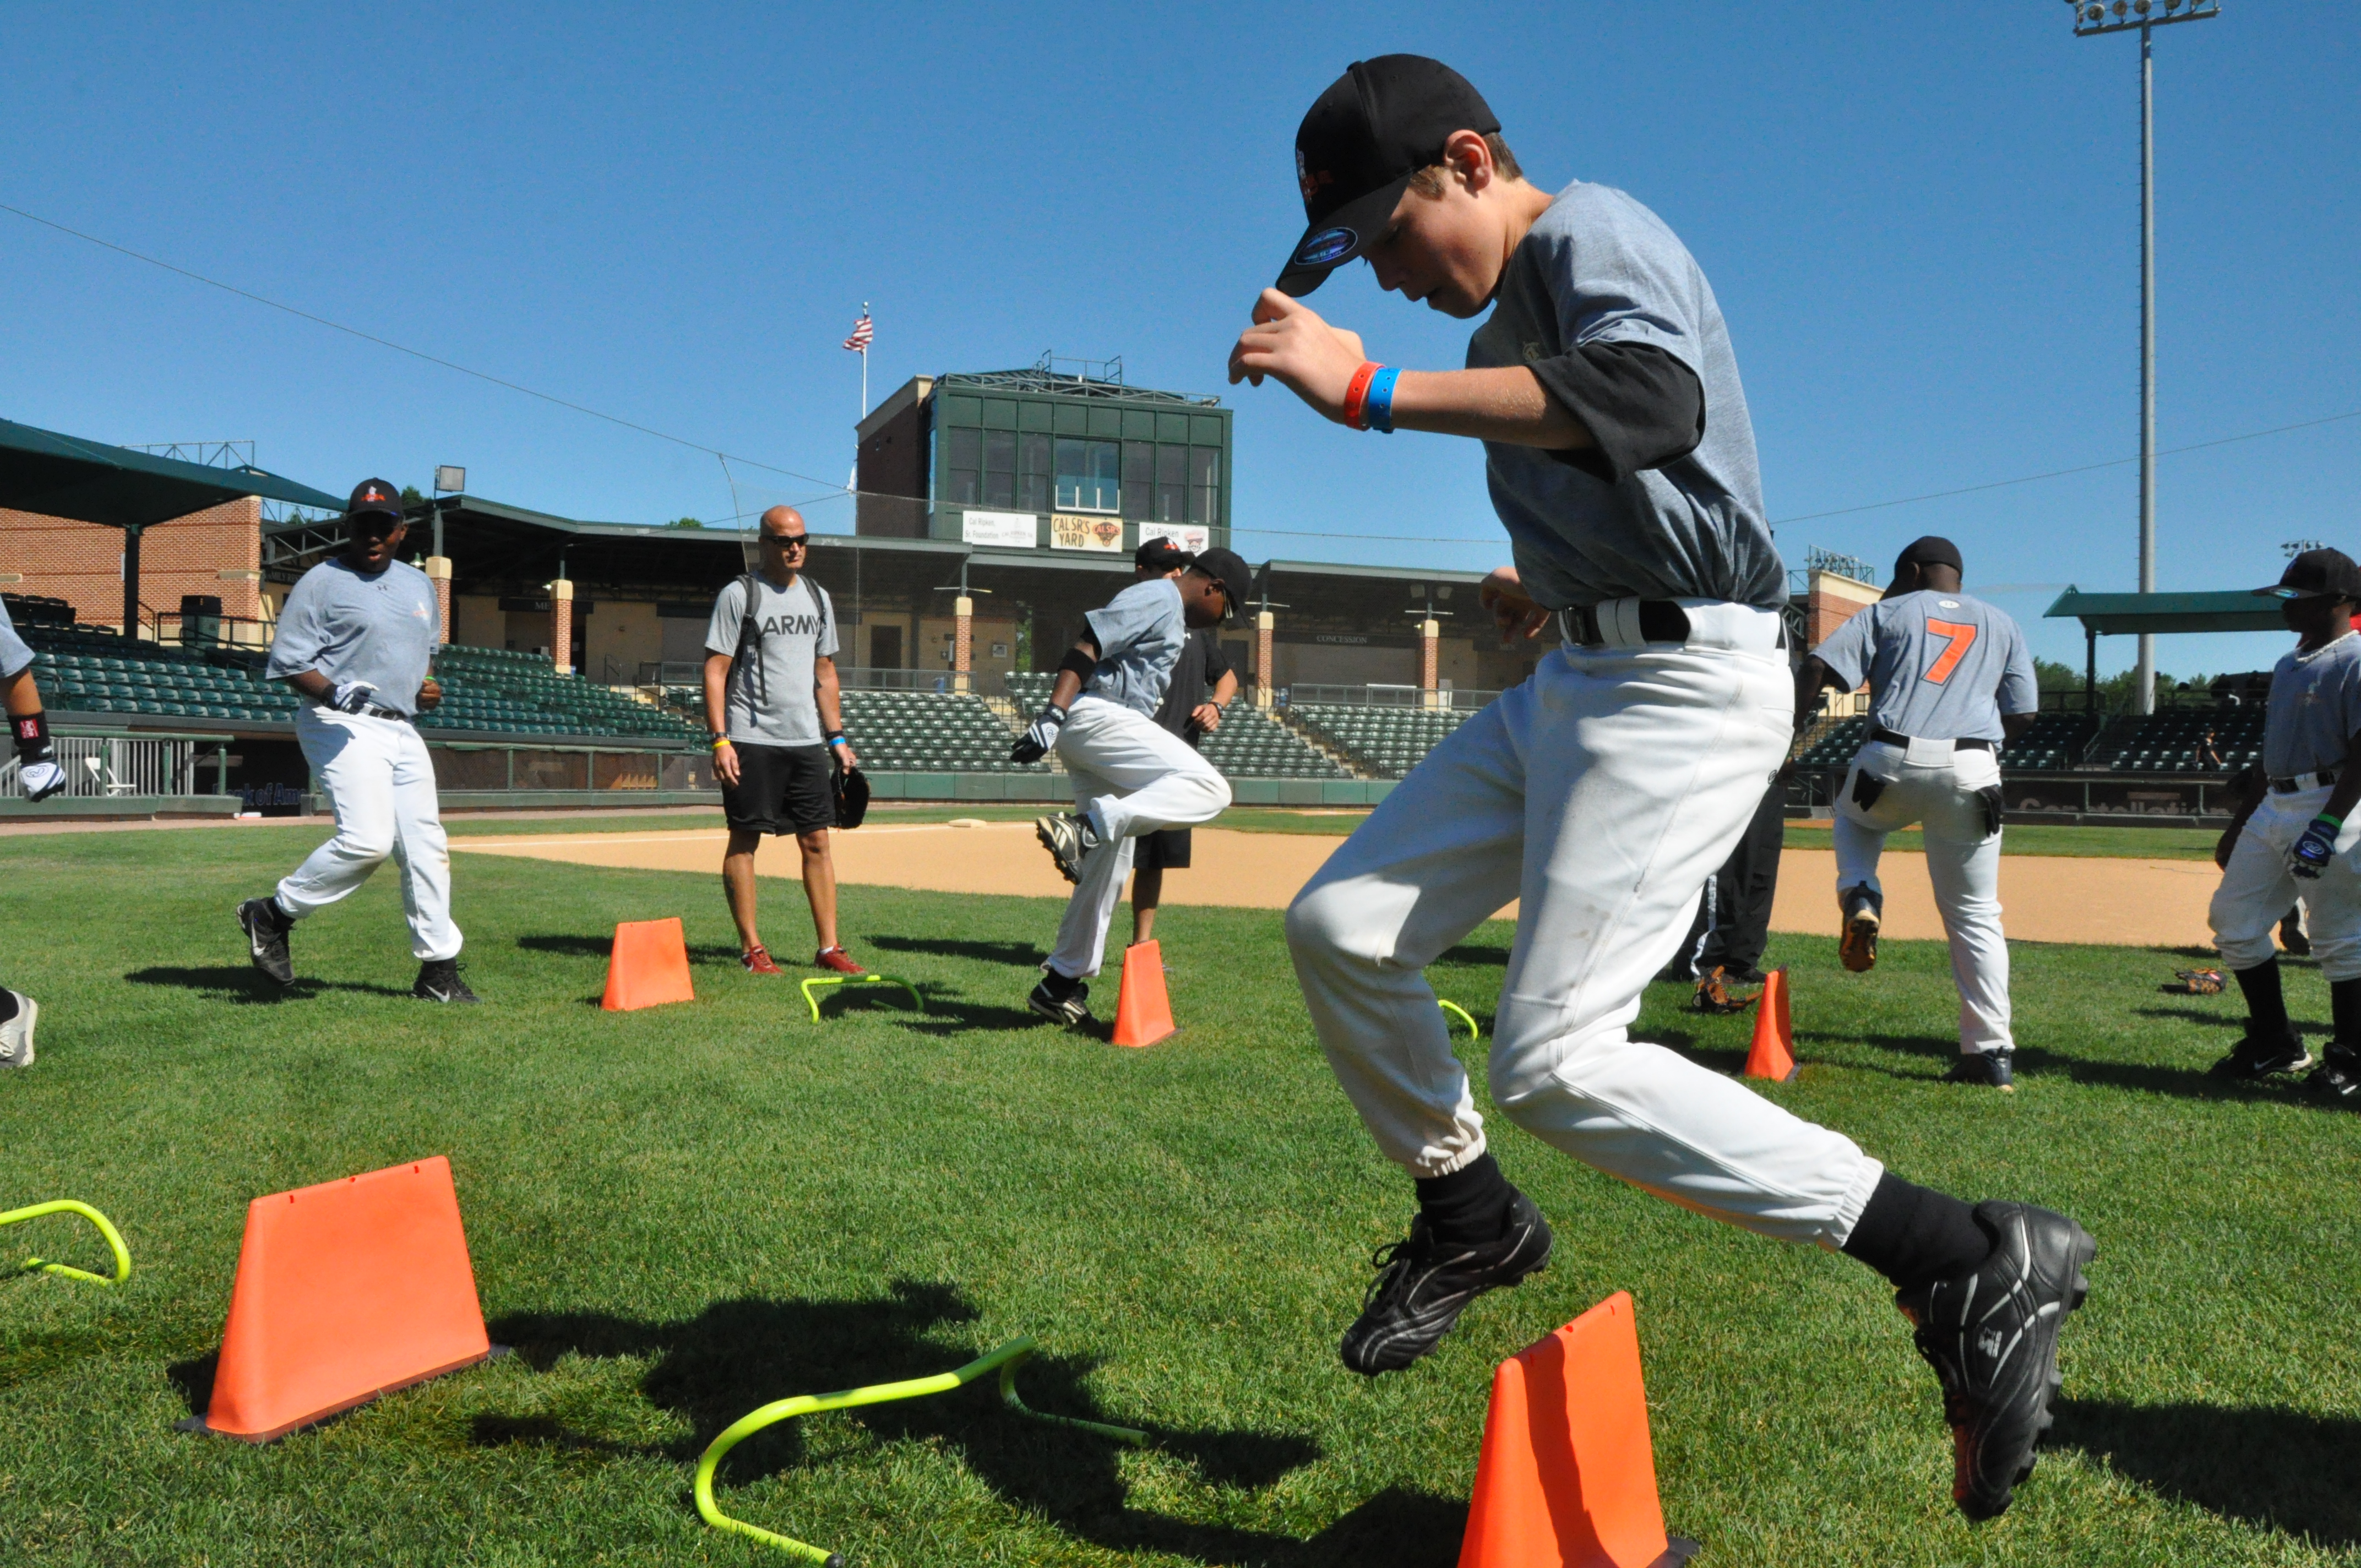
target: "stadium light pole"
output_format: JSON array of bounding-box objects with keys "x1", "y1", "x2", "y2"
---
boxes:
[{"x1": 2066, "y1": 0, "x2": 2219, "y2": 715}]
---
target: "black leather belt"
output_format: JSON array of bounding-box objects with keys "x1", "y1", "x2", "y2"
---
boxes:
[
  {"x1": 314, "y1": 701, "x2": 413, "y2": 723},
  {"x1": 1561, "y1": 600, "x2": 1692, "y2": 647},
  {"x1": 1870, "y1": 726, "x2": 1992, "y2": 752},
  {"x1": 2270, "y1": 771, "x2": 2336, "y2": 793}
]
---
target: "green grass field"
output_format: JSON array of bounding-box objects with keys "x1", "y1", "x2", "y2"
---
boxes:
[{"x1": 3, "y1": 824, "x2": 2356, "y2": 1566}]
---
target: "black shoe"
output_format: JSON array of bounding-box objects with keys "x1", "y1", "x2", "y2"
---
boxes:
[
  {"x1": 2207, "y1": 1027, "x2": 2311, "y2": 1080},
  {"x1": 1340, "y1": 1189, "x2": 1554, "y2": 1376},
  {"x1": 1721, "y1": 963, "x2": 1770, "y2": 987},
  {"x1": 1895, "y1": 1201, "x2": 2096, "y2": 1522},
  {"x1": 236, "y1": 897, "x2": 295, "y2": 987},
  {"x1": 1943, "y1": 1050, "x2": 2015, "y2": 1091},
  {"x1": 2305, "y1": 1042, "x2": 2361, "y2": 1104},
  {"x1": 1027, "y1": 974, "x2": 1091, "y2": 1027},
  {"x1": 413, "y1": 959, "x2": 480, "y2": 1004},
  {"x1": 1033, "y1": 813, "x2": 1100, "y2": 885}
]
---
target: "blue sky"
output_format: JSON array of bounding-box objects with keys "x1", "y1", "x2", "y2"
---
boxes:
[{"x1": 3, "y1": 2, "x2": 2354, "y2": 675}]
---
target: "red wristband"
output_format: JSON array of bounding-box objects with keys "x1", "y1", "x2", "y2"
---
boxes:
[{"x1": 1342, "y1": 361, "x2": 1380, "y2": 430}]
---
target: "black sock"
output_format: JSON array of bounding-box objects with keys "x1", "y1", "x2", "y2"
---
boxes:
[
  {"x1": 2234, "y1": 959, "x2": 2289, "y2": 1041},
  {"x1": 1416, "y1": 1153, "x2": 1515, "y2": 1245},
  {"x1": 1841, "y1": 1172, "x2": 1993, "y2": 1291},
  {"x1": 0, "y1": 989, "x2": 16, "y2": 1024},
  {"x1": 1039, "y1": 967, "x2": 1081, "y2": 999},
  {"x1": 2333, "y1": 978, "x2": 2361, "y2": 1050}
]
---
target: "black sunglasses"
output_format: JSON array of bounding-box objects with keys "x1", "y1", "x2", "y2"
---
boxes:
[{"x1": 764, "y1": 533, "x2": 811, "y2": 549}]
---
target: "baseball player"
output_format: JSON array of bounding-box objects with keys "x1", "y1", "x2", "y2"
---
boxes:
[
  {"x1": 1231, "y1": 56, "x2": 2092, "y2": 1519},
  {"x1": 1797, "y1": 537, "x2": 2037, "y2": 1090},
  {"x1": 704, "y1": 505, "x2": 864, "y2": 977},
  {"x1": 0, "y1": 592, "x2": 68, "y2": 1066},
  {"x1": 2207, "y1": 548, "x2": 2361, "y2": 1099},
  {"x1": 237, "y1": 479, "x2": 475, "y2": 1002},
  {"x1": 1128, "y1": 539, "x2": 1242, "y2": 948},
  {"x1": 1013, "y1": 547, "x2": 1252, "y2": 1026}
]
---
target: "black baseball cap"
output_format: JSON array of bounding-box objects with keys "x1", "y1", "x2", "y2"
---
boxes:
[
  {"x1": 2256, "y1": 548, "x2": 2361, "y2": 601},
  {"x1": 1896, "y1": 536, "x2": 1963, "y2": 574},
  {"x1": 1188, "y1": 547, "x2": 1254, "y2": 619},
  {"x1": 346, "y1": 478, "x2": 405, "y2": 528},
  {"x1": 1276, "y1": 56, "x2": 1500, "y2": 297},
  {"x1": 1135, "y1": 537, "x2": 1190, "y2": 571}
]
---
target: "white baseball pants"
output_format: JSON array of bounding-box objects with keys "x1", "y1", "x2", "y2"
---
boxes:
[
  {"x1": 2212, "y1": 782, "x2": 2361, "y2": 980},
  {"x1": 278, "y1": 707, "x2": 462, "y2": 961},
  {"x1": 1831, "y1": 739, "x2": 2013, "y2": 1055},
  {"x1": 1287, "y1": 605, "x2": 1883, "y2": 1250},
  {"x1": 1047, "y1": 696, "x2": 1231, "y2": 979}
]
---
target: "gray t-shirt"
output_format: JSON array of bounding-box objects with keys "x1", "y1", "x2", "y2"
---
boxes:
[
  {"x1": 1467, "y1": 181, "x2": 1784, "y2": 612},
  {"x1": 267, "y1": 557, "x2": 439, "y2": 712},
  {"x1": 1082, "y1": 578, "x2": 1185, "y2": 717},
  {"x1": 0, "y1": 600, "x2": 32, "y2": 680},
  {"x1": 704, "y1": 574, "x2": 839, "y2": 747},
  {"x1": 1814, "y1": 590, "x2": 2037, "y2": 743},
  {"x1": 2264, "y1": 633, "x2": 2361, "y2": 778}
]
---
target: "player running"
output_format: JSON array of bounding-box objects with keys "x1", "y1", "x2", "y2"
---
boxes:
[
  {"x1": 1, "y1": 591, "x2": 69, "y2": 1066},
  {"x1": 1127, "y1": 538, "x2": 1242, "y2": 950},
  {"x1": 704, "y1": 506, "x2": 864, "y2": 978},
  {"x1": 1797, "y1": 537, "x2": 2037, "y2": 1090},
  {"x1": 1013, "y1": 547, "x2": 1251, "y2": 1026},
  {"x1": 1232, "y1": 56, "x2": 2092, "y2": 1519},
  {"x1": 2207, "y1": 548, "x2": 2361, "y2": 1099},
  {"x1": 236, "y1": 480, "x2": 475, "y2": 1002}
]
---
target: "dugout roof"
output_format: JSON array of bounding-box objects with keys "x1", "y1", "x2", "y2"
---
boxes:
[
  {"x1": 2043, "y1": 587, "x2": 2288, "y2": 636},
  {"x1": 0, "y1": 416, "x2": 344, "y2": 529}
]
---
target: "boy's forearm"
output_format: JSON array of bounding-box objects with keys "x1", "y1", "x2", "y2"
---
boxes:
[
  {"x1": 1390, "y1": 367, "x2": 1593, "y2": 450},
  {"x1": 2, "y1": 667, "x2": 42, "y2": 718}
]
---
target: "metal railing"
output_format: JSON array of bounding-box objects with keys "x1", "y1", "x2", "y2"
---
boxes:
[
  {"x1": 1277, "y1": 683, "x2": 1502, "y2": 711},
  {"x1": 0, "y1": 737, "x2": 197, "y2": 798}
]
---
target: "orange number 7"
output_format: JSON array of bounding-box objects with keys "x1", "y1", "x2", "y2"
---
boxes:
[{"x1": 1924, "y1": 619, "x2": 1977, "y2": 684}]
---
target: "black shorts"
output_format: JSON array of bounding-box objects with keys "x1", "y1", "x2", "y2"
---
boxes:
[
  {"x1": 721, "y1": 742, "x2": 835, "y2": 836},
  {"x1": 1135, "y1": 827, "x2": 1191, "y2": 870}
]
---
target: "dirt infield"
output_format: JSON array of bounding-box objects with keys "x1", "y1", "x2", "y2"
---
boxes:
[{"x1": 454, "y1": 820, "x2": 2221, "y2": 949}]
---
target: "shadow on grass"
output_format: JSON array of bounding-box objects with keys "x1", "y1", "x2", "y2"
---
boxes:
[
  {"x1": 1798, "y1": 1027, "x2": 2345, "y2": 1106},
  {"x1": 869, "y1": 935, "x2": 1045, "y2": 967},
  {"x1": 123, "y1": 966, "x2": 412, "y2": 1004},
  {"x1": 514, "y1": 934, "x2": 743, "y2": 966},
  {"x1": 2052, "y1": 1398, "x2": 2361, "y2": 1545},
  {"x1": 1439, "y1": 943, "x2": 1509, "y2": 967},
  {"x1": 478, "y1": 1280, "x2": 1456, "y2": 1566}
]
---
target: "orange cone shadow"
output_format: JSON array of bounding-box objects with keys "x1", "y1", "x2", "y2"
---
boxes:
[
  {"x1": 1111, "y1": 939, "x2": 1176, "y2": 1048},
  {"x1": 602, "y1": 917, "x2": 696, "y2": 1011},
  {"x1": 1459, "y1": 1291, "x2": 1698, "y2": 1568},
  {"x1": 188, "y1": 1156, "x2": 496, "y2": 1442},
  {"x1": 1742, "y1": 965, "x2": 1798, "y2": 1083}
]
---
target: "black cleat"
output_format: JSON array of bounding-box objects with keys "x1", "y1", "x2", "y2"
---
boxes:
[
  {"x1": 2208, "y1": 1027, "x2": 2311, "y2": 1080},
  {"x1": 1896, "y1": 1201, "x2": 2096, "y2": 1522},
  {"x1": 1840, "y1": 885, "x2": 1881, "y2": 973},
  {"x1": 1943, "y1": 1050, "x2": 2015, "y2": 1091},
  {"x1": 1340, "y1": 1188, "x2": 1554, "y2": 1376},
  {"x1": 1033, "y1": 813, "x2": 1100, "y2": 885},
  {"x1": 412, "y1": 959, "x2": 481, "y2": 1004},
  {"x1": 236, "y1": 897, "x2": 295, "y2": 987},
  {"x1": 1027, "y1": 974, "x2": 1092, "y2": 1027},
  {"x1": 2305, "y1": 1042, "x2": 2361, "y2": 1105}
]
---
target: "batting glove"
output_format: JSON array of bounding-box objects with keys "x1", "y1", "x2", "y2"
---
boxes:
[
  {"x1": 1009, "y1": 704, "x2": 1067, "y2": 765},
  {"x1": 18, "y1": 760, "x2": 64, "y2": 803},
  {"x1": 12, "y1": 712, "x2": 64, "y2": 802},
  {"x1": 2291, "y1": 814, "x2": 2342, "y2": 880},
  {"x1": 329, "y1": 680, "x2": 379, "y2": 715}
]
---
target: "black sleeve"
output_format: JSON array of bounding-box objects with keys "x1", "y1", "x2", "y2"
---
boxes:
[
  {"x1": 1525, "y1": 339, "x2": 1704, "y2": 486},
  {"x1": 1200, "y1": 631, "x2": 1233, "y2": 685}
]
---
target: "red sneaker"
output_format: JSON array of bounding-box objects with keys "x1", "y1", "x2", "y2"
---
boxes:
[
  {"x1": 741, "y1": 945, "x2": 783, "y2": 976},
  {"x1": 814, "y1": 945, "x2": 866, "y2": 976}
]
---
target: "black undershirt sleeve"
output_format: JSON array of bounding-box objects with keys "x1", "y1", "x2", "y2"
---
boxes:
[
  {"x1": 1201, "y1": 632, "x2": 1234, "y2": 684},
  {"x1": 1525, "y1": 339, "x2": 1705, "y2": 487}
]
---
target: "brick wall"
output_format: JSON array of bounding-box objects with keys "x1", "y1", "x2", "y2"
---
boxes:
[
  {"x1": 0, "y1": 497, "x2": 263, "y2": 630},
  {"x1": 1806, "y1": 569, "x2": 1881, "y2": 649}
]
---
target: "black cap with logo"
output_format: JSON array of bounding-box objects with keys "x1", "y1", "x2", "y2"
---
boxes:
[
  {"x1": 1896, "y1": 536, "x2": 1964, "y2": 574},
  {"x1": 2256, "y1": 547, "x2": 2361, "y2": 602},
  {"x1": 1188, "y1": 547, "x2": 1255, "y2": 620},
  {"x1": 346, "y1": 478, "x2": 405, "y2": 530},
  {"x1": 1135, "y1": 536, "x2": 1190, "y2": 572},
  {"x1": 1277, "y1": 56, "x2": 1500, "y2": 297}
]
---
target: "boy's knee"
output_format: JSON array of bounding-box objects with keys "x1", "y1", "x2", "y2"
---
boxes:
[{"x1": 1285, "y1": 881, "x2": 1354, "y2": 961}]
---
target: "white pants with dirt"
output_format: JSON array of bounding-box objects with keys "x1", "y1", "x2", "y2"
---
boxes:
[
  {"x1": 277, "y1": 706, "x2": 461, "y2": 961},
  {"x1": 2212, "y1": 782, "x2": 2361, "y2": 981},
  {"x1": 1831, "y1": 738, "x2": 2012, "y2": 1056},
  {"x1": 1047, "y1": 696, "x2": 1231, "y2": 979},
  {"x1": 1286, "y1": 603, "x2": 1883, "y2": 1250}
]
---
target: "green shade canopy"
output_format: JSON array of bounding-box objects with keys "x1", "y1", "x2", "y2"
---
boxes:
[
  {"x1": 0, "y1": 416, "x2": 344, "y2": 530},
  {"x1": 2043, "y1": 587, "x2": 2288, "y2": 636}
]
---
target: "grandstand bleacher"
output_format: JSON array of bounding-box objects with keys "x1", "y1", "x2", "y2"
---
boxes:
[
  {"x1": 1998, "y1": 712, "x2": 2099, "y2": 772},
  {"x1": 422, "y1": 645, "x2": 697, "y2": 739},
  {"x1": 2091, "y1": 705, "x2": 2264, "y2": 774},
  {"x1": 1004, "y1": 673, "x2": 1345, "y2": 778},
  {"x1": 837, "y1": 689, "x2": 1049, "y2": 773},
  {"x1": 1287, "y1": 703, "x2": 1469, "y2": 780}
]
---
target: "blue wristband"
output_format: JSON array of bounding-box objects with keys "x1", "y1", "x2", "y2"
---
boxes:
[{"x1": 1363, "y1": 366, "x2": 1401, "y2": 433}]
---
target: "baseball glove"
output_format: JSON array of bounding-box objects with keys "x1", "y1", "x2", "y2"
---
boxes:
[
  {"x1": 2173, "y1": 968, "x2": 2226, "y2": 995},
  {"x1": 832, "y1": 762, "x2": 870, "y2": 829},
  {"x1": 1690, "y1": 966, "x2": 1762, "y2": 1015}
]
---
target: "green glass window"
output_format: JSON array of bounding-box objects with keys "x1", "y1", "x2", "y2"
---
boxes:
[
  {"x1": 983, "y1": 429, "x2": 1017, "y2": 508},
  {"x1": 1156, "y1": 444, "x2": 1187, "y2": 522},
  {"x1": 1056, "y1": 438, "x2": 1120, "y2": 513},
  {"x1": 1190, "y1": 447, "x2": 1221, "y2": 527},
  {"x1": 1019, "y1": 433, "x2": 1052, "y2": 513},
  {"x1": 944, "y1": 427, "x2": 981, "y2": 506}
]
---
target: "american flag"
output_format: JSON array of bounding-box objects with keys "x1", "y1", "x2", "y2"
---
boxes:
[{"x1": 842, "y1": 307, "x2": 873, "y2": 353}]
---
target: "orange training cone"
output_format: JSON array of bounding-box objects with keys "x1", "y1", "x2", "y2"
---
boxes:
[
  {"x1": 189, "y1": 1157, "x2": 496, "y2": 1442},
  {"x1": 1111, "y1": 939, "x2": 1177, "y2": 1048},
  {"x1": 1742, "y1": 965, "x2": 1798, "y2": 1083},
  {"x1": 602, "y1": 917, "x2": 696, "y2": 1011},
  {"x1": 1459, "y1": 1292, "x2": 1698, "y2": 1568}
]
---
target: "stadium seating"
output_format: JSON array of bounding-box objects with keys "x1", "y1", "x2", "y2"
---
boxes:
[
  {"x1": 2092, "y1": 706, "x2": 2265, "y2": 774},
  {"x1": 1998, "y1": 712, "x2": 2100, "y2": 772},
  {"x1": 836, "y1": 689, "x2": 1049, "y2": 772},
  {"x1": 421, "y1": 646, "x2": 698, "y2": 739},
  {"x1": 1286, "y1": 703, "x2": 1468, "y2": 779},
  {"x1": 1008, "y1": 673, "x2": 1344, "y2": 778}
]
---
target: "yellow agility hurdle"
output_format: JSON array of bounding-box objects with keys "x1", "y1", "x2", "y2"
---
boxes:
[{"x1": 2, "y1": 1199, "x2": 131, "y2": 1286}]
